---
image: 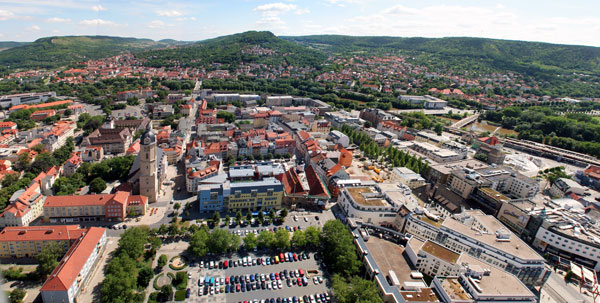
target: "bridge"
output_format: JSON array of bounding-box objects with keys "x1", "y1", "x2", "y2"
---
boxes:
[{"x1": 450, "y1": 113, "x2": 480, "y2": 129}]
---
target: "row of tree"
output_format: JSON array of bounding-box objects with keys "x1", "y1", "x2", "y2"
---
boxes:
[
  {"x1": 101, "y1": 226, "x2": 161, "y2": 303},
  {"x1": 337, "y1": 124, "x2": 429, "y2": 175}
]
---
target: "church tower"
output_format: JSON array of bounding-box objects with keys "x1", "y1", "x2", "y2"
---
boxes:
[{"x1": 139, "y1": 130, "x2": 158, "y2": 203}]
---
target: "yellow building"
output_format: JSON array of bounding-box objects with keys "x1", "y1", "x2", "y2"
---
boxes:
[
  {"x1": 225, "y1": 178, "x2": 284, "y2": 212},
  {"x1": 0, "y1": 225, "x2": 86, "y2": 258}
]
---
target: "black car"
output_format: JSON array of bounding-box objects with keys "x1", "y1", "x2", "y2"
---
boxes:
[
  {"x1": 261, "y1": 281, "x2": 266, "y2": 289},
  {"x1": 283, "y1": 269, "x2": 288, "y2": 277},
  {"x1": 303, "y1": 295, "x2": 309, "y2": 303},
  {"x1": 255, "y1": 273, "x2": 260, "y2": 281},
  {"x1": 246, "y1": 284, "x2": 252, "y2": 291},
  {"x1": 277, "y1": 298, "x2": 282, "y2": 303},
  {"x1": 315, "y1": 216, "x2": 319, "y2": 220},
  {"x1": 235, "y1": 276, "x2": 240, "y2": 283},
  {"x1": 218, "y1": 261, "x2": 223, "y2": 269}
]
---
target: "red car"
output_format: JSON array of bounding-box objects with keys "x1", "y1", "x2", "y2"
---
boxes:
[
  {"x1": 274, "y1": 272, "x2": 280, "y2": 280},
  {"x1": 225, "y1": 277, "x2": 229, "y2": 284},
  {"x1": 293, "y1": 253, "x2": 298, "y2": 261},
  {"x1": 236, "y1": 284, "x2": 241, "y2": 292},
  {"x1": 297, "y1": 277, "x2": 302, "y2": 285},
  {"x1": 279, "y1": 253, "x2": 285, "y2": 262},
  {"x1": 299, "y1": 269, "x2": 304, "y2": 277},
  {"x1": 224, "y1": 261, "x2": 228, "y2": 269}
]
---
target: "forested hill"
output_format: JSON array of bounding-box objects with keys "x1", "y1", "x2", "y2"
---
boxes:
[
  {"x1": 0, "y1": 42, "x2": 30, "y2": 51},
  {"x1": 137, "y1": 31, "x2": 326, "y2": 68},
  {"x1": 0, "y1": 36, "x2": 186, "y2": 70},
  {"x1": 283, "y1": 35, "x2": 600, "y2": 76}
]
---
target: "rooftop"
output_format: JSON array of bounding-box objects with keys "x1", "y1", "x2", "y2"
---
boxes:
[
  {"x1": 365, "y1": 236, "x2": 423, "y2": 288},
  {"x1": 421, "y1": 240, "x2": 460, "y2": 264},
  {"x1": 443, "y1": 210, "x2": 542, "y2": 260},
  {"x1": 438, "y1": 278, "x2": 472, "y2": 301},
  {"x1": 346, "y1": 187, "x2": 386, "y2": 206},
  {"x1": 40, "y1": 227, "x2": 106, "y2": 292},
  {"x1": 0, "y1": 225, "x2": 85, "y2": 242},
  {"x1": 460, "y1": 254, "x2": 533, "y2": 297}
]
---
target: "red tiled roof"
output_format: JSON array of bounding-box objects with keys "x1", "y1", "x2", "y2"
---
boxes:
[
  {"x1": 305, "y1": 165, "x2": 329, "y2": 197},
  {"x1": 44, "y1": 191, "x2": 146, "y2": 208},
  {"x1": 40, "y1": 227, "x2": 106, "y2": 292},
  {"x1": 0, "y1": 225, "x2": 85, "y2": 242},
  {"x1": 276, "y1": 169, "x2": 306, "y2": 195}
]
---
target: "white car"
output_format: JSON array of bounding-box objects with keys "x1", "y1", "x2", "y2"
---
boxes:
[
  {"x1": 313, "y1": 277, "x2": 319, "y2": 284},
  {"x1": 318, "y1": 276, "x2": 323, "y2": 283},
  {"x1": 267, "y1": 283, "x2": 271, "y2": 290},
  {"x1": 278, "y1": 280, "x2": 283, "y2": 289},
  {"x1": 272, "y1": 281, "x2": 277, "y2": 289},
  {"x1": 304, "y1": 217, "x2": 308, "y2": 222},
  {"x1": 294, "y1": 215, "x2": 298, "y2": 221}
]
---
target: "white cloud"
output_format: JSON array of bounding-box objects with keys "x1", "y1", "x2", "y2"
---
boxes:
[
  {"x1": 148, "y1": 20, "x2": 174, "y2": 28},
  {"x1": 46, "y1": 17, "x2": 71, "y2": 23},
  {"x1": 79, "y1": 19, "x2": 118, "y2": 26},
  {"x1": 253, "y1": 2, "x2": 309, "y2": 29},
  {"x1": 324, "y1": 0, "x2": 371, "y2": 7},
  {"x1": 0, "y1": 9, "x2": 15, "y2": 20},
  {"x1": 176, "y1": 17, "x2": 197, "y2": 21},
  {"x1": 156, "y1": 10, "x2": 183, "y2": 17},
  {"x1": 28, "y1": 24, "x2": 40, "y2": 31},
  {"x1": 382, "y1": 5, "x2": 419, "y2": 16},
  {"x1": 91, "y1": 5, "x2": 107, "y2": 12}
]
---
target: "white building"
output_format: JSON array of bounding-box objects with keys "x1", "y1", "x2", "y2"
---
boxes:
[
  {"x1": 0, "y1": 91, "x2": 56, "y2": 108},
  {"x1": 339, "y1": 182, "x2": 421, "y2": 225},
  {"x1": 327, "y1": 130, "x2": 350, "y2": 148},
  {"x1": 393, "y1": 167, "x2": 426, "y2": 189},
  {"x1": 0, "y1": 183, "x2": 46, "y2": 227},
  {"x1": 411, "y1": 141, "x2": 461, "y2": 163},
  {"x1": 405, "y1": 238, "x2": 463, "y2": 277},
  {"x1": 399, "y1": 95, "x2": 447, "y2": 109},
  {"x1": 550, "y1": 178, "x2": 586, "y2": 197},
  {"x1": 404, "y1": 210, "x2": 548, "y2": 287},
  {"x1": 266, "y1": 95, "x2": 293, "y2": 106},
  {"x1": 41, "y1": 227, "x2": 107, "y2": 303}
]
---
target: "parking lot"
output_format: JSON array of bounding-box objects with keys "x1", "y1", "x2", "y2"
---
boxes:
[
  {"x1": 219, "y1": 210, "x2": 335, "y2": 235},
  {"x1": 186, "y1": 250, "x2": 330, "y2": 303}
]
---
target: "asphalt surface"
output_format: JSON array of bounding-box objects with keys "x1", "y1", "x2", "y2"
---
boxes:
[{"x1": 187, "y1": 252, "x2": 330, "y2": 303}]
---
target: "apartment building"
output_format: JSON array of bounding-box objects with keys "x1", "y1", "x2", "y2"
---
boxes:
[
  {"x1": 0, "y1": 182, "x2": 45, "y2": 227},
  {"x1": 82, "y1": 127, "x2": 132, "y2": 154},
  {"x1": 404, "y1": 210, "x2": 548, "y2": 287},
  {"x1": 0, "y1": 225, "x2": 86, "y2": 258},
  {"x1": 41, "y1": 227, "x2": 107, "y2": 303},
  {"x1": 43, "y1": 191, "x2": 147, "y2": 223},
  {"x1": 42, "y1": 121, "x2": 76, "y2": 152}
]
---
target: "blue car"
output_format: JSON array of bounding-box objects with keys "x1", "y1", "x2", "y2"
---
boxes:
[
  {"x1": 225, "y1": 284, "x2": 230, "y2": 293},
  {"x1": 266, "y1": 258, "x2": 271, "y2": 265},
  {"x1": 185, "y1": 289, "x2": 190, "y2": 298},
  {"x1": 250, "y1": 274, "x2": 255, "y2": 282}
]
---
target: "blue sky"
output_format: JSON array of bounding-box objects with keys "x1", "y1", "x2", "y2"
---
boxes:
[{"x1": 0, "y1": 0, "x2": 599, "y2": 46}]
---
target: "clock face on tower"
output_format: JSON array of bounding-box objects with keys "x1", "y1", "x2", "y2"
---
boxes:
[{"x1": 144, "y1": 137, "x2": 151, "y2": 145}]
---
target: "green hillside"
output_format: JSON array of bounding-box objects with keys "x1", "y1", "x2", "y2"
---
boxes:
[
  {"x1": 137, "y1": 31, "x2": 326, "y2": 68},
  {"x1": 284, "y1": 35, "x2": 600, "y2": 76},
  {"x1": 0, "y1": 41, "x2": 30, "y2": 52},
  {"x1": 0, "y1": 36, "x2": 186, "y2": 70}
]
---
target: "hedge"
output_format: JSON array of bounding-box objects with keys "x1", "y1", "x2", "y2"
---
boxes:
[
  {"x1": 174, "y1": 289, "x2": 186, "y2": 301},
  {"x1": 152, "y1": 273, "x2": 164, "y2": 290},
  {"x1": 168, "y1": 256, "x2": 188, "y2": 270}
]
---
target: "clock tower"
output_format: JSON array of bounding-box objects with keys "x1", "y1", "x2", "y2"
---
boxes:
[{"x1": 139, "y1": 130, "x2": 158, "y2": 203}]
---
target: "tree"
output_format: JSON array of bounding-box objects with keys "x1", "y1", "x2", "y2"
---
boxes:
[
  {"x1": 36, "y1": 242, "x2": 64, "y2": 278},
  {"x1": 216, "y1": 111, "x2": 236, "y2": 123},
  {"x1": 331, "y1": 274, "x2": 383, "y2": 303},
  {"x1": 279, "y1": 208, "x2": 288, "y2": 220},
  {"x1": 1, "y1": 173, "x2": 19, "y2": 188},
  {"x1": 116, "y1": 227, "x2": 149, "y2": 260},
  {"x1": 225, "y1": 215, "x2": 231, "y2": 225},
  {"x1": 274, "y1": 229, "x2": 290, "y2": 250},
  {"x1": 207, "y1": 229, "x2": 231, "y2": 254},
  {"x1": 304, "y1": 226, "x2": 321, "y2": 248},
  {"x1": 257, "y1": 230, "x2": 275, "y2": 249},
  {"x1": 243, "y1": 233, "x2": 258, "y2": 250},
  {"x1": 89, "y1": 177, "x2": 107, "y2": 193},
  {"x1": 16, "y1": 152, "x2": 31, "y2": 171},
  {"x1": 158, "y1": 224, "x2": 168, "y2": 235},
  {"x1": 364, "y1": 121, "x2": 372, "y2": 128},
  {"x1": 268, "y1": 209, "x2": 276, "y2": 222},
  {"x1": 321, "y1": 220, "x2": 361, "y2": 277},
  {"x1": 257, "y1": 210, "x2": 264, "y2": 224},
  {"x1": 235, "y1": 211, "x2": 243, "y2": 224},
  {"x1": 246, "y1": 211, "x2": 252, "y2": 223},
  {"x1": 212, "y1": 211, "x2": 221, "y2": 225},
  {"x1": 291, "y1": 230, "x2": 307, "y2": 248},
  {"x1": 31, "y1": 144, "x2": 45, "y2": 153},
  {"x1": 9, "y1": 288, "x2": 26, "y2": 303},
  {"x1": 158, "y1": 254, "x2": 168, "y2": 269},
  {"x1": 188, "y1": 229, "x2": 209, "y2": 257},
  {"x1": 160, "y1": 285, "x2": 173, "y2": 301},
  {"x1": 173, "y1": 202, "x2": 181, "y2": 211},
  {"x1": 137, "y1": 264, "x2": 154, "y2": 288}
]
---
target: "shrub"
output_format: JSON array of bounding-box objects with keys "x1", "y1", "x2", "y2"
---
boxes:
[
  {"x1": 174, "y1": 289, "x2": 187, "y2": 301},
  {"x1": 153, "y1": 273, "x2": 164, "y2": 290}
]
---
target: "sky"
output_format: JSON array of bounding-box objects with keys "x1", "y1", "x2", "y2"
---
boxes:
[{"x1": 1, "y1": 0, "x2": 600, "y2": 47}]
